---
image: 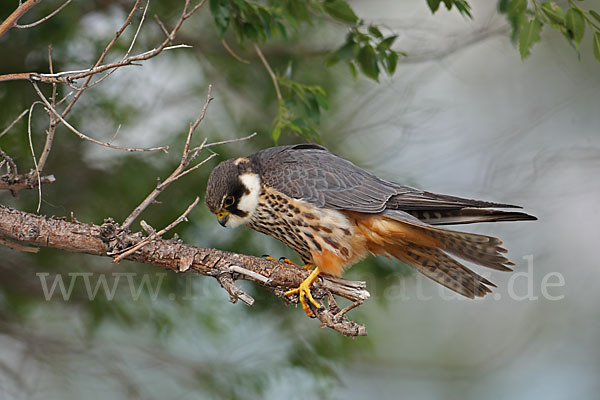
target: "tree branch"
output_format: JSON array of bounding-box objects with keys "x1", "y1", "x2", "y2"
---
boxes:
[
  {"x1": 0, "y1": 0, "x2": 40, "y2": 39},
  {"x1": 14, "y1": 0, "x2": 72, "y2": 29},
  {"x1": 0, "y1": 205, "x2": 369, "y2": 337}
]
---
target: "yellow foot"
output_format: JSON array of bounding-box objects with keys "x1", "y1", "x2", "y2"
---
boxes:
[{"x1": 285, "y1": 266, "x2": 321, "y2": 317}]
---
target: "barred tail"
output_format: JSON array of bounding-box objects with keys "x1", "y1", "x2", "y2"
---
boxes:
[{"x1": 354, "y1": 209, "x2": 518, "y2": 298}]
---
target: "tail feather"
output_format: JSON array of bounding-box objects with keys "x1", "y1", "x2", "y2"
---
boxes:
[
  {"x1": 408, "y1": 208, "x2": 537, "y2": 226},
  {"x1": 387, "y1": 244, "x2": 496, "y2": 298},
  {"x1": 424, "y1": 228, "x2": 514, "y2": 271},
  {"x1": 354, "y1": 209, "x2": 522, "y2": 298}
]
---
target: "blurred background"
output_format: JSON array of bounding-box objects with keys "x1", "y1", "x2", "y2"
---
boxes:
[{"x1": 1, "y1": 0, "x2": 599, "y2": 399}]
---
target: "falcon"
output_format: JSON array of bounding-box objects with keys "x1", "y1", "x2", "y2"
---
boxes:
[{"x1": 205, "y1": 144, "x2": 536, "y2": 316}]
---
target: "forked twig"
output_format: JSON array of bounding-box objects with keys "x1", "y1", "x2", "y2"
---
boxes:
[
  {"x1": 254, "y1": 44, "x2": 282, "y2": 103},
  {"x1": 112, "y1": 197, "x2": 200, "y2": 263},
  {"x1": 31, "y1": 81, "x2": 169, "y2": 153},
  {"x1": 14, "y1": 0, "x2": 72, "y2": 29},
  {"x1": 120, "y1": 85, "x2": 215, "y2": 230}
]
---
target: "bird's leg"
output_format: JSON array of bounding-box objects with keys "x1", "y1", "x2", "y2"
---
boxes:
[{"x1": 285, "y1": 265, "x2": 321, "y2": 317}]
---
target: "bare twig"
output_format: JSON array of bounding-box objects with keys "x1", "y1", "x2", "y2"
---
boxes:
[
  {"x1": 0, "y1": 0, "x2": 40, "y2": 39},
  {"x1": 112, "y1": 197, "x2": 200, "y2": 263},
  {"x1": 0, "y1": 173, "x2": 55, "y2": 192},
  {"x1": 154, "y1": 15, "x2": 172, "y2": 40},
  {"x1": 31, "y1": 81, "x2": 169, "y2": 153},
  {"x1": 0, "y1": 237, "x2": 39, "y2": 253},
  {"x1": 254, "y1": 44, "x2": 282, "y2": 103},
  {"x1": 84, "y1": 0, "x2": 151, "y2": 90},
  {"x1": 216, "y1": 272, "x2": 254, "y2": 306},
  {"x1": 26, "y1": 101, "x2": 42, "y2": 212},
  {"x1": 222, "y1": 39, "x2": 250, "y2": 64},
  {"x1": 54, "y1": 0, "x2": 143, "y2": 123},
  {"x1": 123, "y1": 0, "x2": 149, "y2": 59},
  {"x1": 0, "y1": 109, "x2": 29, "y2": 139},
  {"x1": 121, "y1": 86, "x2": 216, "y2": 230},
  {"x1": 0, "y1": 148, "x2": 18, "y2": 179},
  {"x1": 36, "y1": 46, "x2": 58, "y2": 176},
  {"x1": 313, "y1": 293, "x2": 367, "y2": 337},
  {"x1": 14, "y1": 0, "x2": 72, "y2": 29},
  {"x1": 191, "y1": 132, "x2": 257, "y2": 152}
]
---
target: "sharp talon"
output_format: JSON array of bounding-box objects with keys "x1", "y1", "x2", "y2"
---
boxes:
[
  {"x1": 285, "y1": 266, "x2": 321, "y2": 317},
  {"x1": 279, "y1": 257, "x2": 298, "y2": 266}
]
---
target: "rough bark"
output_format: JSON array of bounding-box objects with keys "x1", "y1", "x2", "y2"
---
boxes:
[{"x1": 0, "y1": 205, "x2": 369, "y2": 337}]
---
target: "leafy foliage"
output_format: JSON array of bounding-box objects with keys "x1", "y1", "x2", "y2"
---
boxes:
[
  {"x1": 498, "y1": 0, "x2": 600, "y2": 62},
  {"x1": 208, "y1": 0, "x2": 405, "y2": 142},
  {"x1": 272, "y1": 75, "x2": 328, "y2": 143},
  {"x1": 427, "y1": 0, "x2": 473, "y2": 17},
  {"x1": 327, "y1": 26, "x2": 404, "y2": 81}
]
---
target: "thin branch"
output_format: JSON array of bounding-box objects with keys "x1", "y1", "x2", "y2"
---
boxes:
[
  {"x1": 0, "y1": 237, "x2": 39, "y2": 253},
  {"x1": 26, "y1": 101, "x2": 42, "y2": 212},
  {"x1": 0, "y1": 173, "x2": 55, "y2": 192},
  {"x1": 31, "y1": 81, "x2": 169, "y2": 153},
  {"x1": 36, "y1": 46, "x2": 58, "y2": 175},
  {"x1": 216, "y1": 272, "x2": 254, "y2": 306},
  {"x1": 0, "y1": 205, "x2": 370, "y2": 337},
  {"x1": 14, "y1": 0, "x2": 72, "y2": 29},
  {"x1": 254, "y1": 44, "x2": 282, "y2": 103},
  {"x1": 191, "y1": 132, "x2": 257, "y2": 152},
  {"x1": 0, "y1": 109, "x2": 29, "y2": 139},
  {"x1": 222, "y1": 39, "x2": 250, "y2": 64},
  {"x1": 54, "y1": 0, "x2": 143, "y2": 124},
  {"x1": 84, "y1": 0, "x2": 151, "y2": 90},
  {"x1": 121, "y1": 86, "x2": 215, "y2": 230},
  {"x1": 123, "y1": 0, "x2": 149, "y2": 59},
  {"x1": 112, "y1": 197, "x2": 200, "y2": 263},
  {"x1": 0, "y1": 45, "x2": 194, "y2": 85},
  {"x1": 153, "y1": 15, "x2": 172, "y2": 40},
  {"x1": 0, "y1": 148, "x2": 18, "y2": 179},
  {"x1": 0, "y1": 0, "x2": 40, "y2": 39}
]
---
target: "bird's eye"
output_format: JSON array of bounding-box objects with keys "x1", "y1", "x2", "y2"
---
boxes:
[{"x1": 224, "y1": 195, "x2": 235, "y2": 207}]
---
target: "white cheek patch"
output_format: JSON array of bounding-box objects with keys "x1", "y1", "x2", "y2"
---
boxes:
[
  {"x1": 237, "y1": 172, "x2": 261, "y2": 216},
  {"x1": 227, "y1": 214, "x2": 246, "y2": 228}
]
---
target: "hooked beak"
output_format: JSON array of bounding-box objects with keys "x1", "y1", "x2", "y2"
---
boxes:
[{"x1": 216, "y1": 211, "x2": 229, "y2": 227}]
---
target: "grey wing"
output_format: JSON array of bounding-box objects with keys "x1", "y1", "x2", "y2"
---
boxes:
[
  {"x1": 253, "y1": 144, "x2": 534, "y2": 222},
  {"x1": 254, "y1": 144, "x2": 401, "y2": 213}
]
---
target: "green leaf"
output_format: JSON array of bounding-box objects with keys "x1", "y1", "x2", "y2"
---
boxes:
[
  {"x1": 368, "y1": 25, "x2": 383, "y2": 39},
  {"x1": 315, "y1": 92, "x2": 329, "y2": 110},
  {"x1": 519, "y1": 17, "x2": 543, "y2": 59},
  {"x1": 454, "y1": 0, "x2": 472, "y2": 18},
  {"x1": 377, "y1": 35, "x2": 398, "y2": 50},
  {"x1": 209, "y1": 0, "x2": 230, "y2": 38},
  {"x1": 594, "y1": 32, "x2": 600, "y2": 63},
  {"x1": 565, "y1": 8, "x2": 585, "y2": 49},
  {"x1": 427, "y1": 0, "x2": 441, "y2": 13},
  {"x1": 272, "y1": 125, "x2": 281, "y2": 144},
  {"x1": 357, "y1": 45, "x2": 379, "y2": 80},
  {"x1": 385, "y1": 51, "x2": 399, "y2": 75},
  {"x1": 498, "y1": 0, "x2": 510, "y2": 13},
  {"x1": 323, "y1": 0, "x2": 358, "y2": 24},
  {"x1": 590, "y1": 10, "x2": 600, "y2": 24},
  {"x1": 540, "y1": 2, "x2": 565, "y2": 26},
  {"x1": 442, "y1": 0, "x2": 453, "y2": 10},
  {"x1": 508, "y1": 0, "x2": 527, "y2": 17},
  {"x1": 348, "y1": 61, "x2": 358, "y2": 78}
]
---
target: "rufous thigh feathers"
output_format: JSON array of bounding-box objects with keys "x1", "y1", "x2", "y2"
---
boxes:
[{"x1": 343, "y1": 212, "x2": 506, "y2": 298}]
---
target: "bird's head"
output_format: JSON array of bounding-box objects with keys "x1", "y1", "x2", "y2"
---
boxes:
[{"x1": 205, "y1": 158, "x2": 261, "y2": 228}]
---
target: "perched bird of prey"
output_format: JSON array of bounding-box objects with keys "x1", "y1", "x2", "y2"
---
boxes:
[{"x1": 205, "y1": 144, "x2": 536, "y2": 316}]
